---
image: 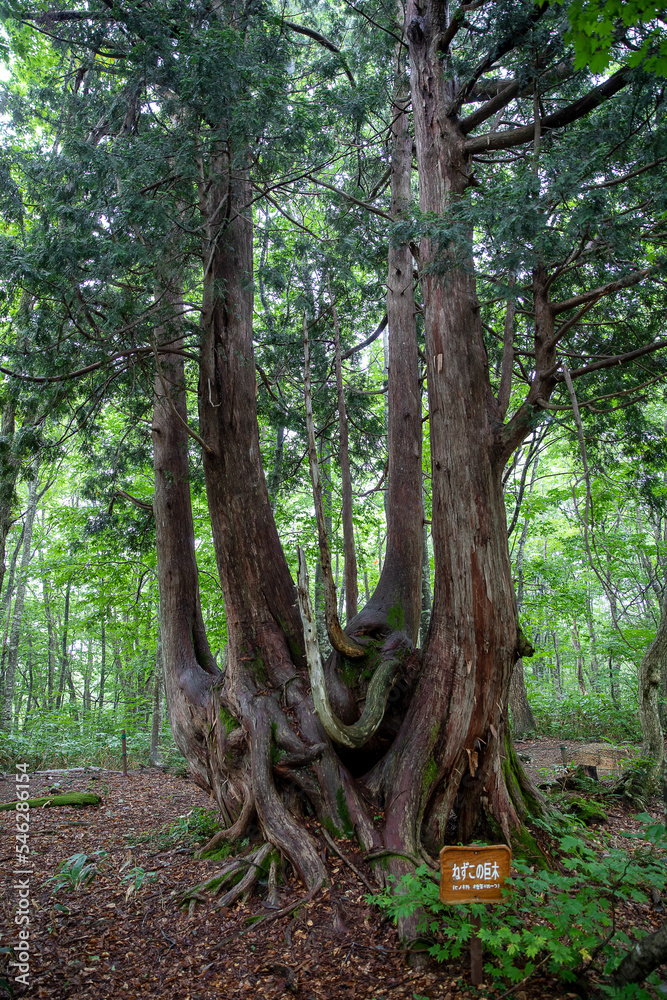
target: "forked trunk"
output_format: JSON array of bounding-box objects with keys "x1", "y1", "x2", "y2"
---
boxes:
[{"x1": 196, "y1": 160, "x2": 380, "y2": 886}]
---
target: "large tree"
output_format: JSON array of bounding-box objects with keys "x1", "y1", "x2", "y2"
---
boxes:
[{"x1": 1, "y1": 0, "x2": 667, "y2": 907}]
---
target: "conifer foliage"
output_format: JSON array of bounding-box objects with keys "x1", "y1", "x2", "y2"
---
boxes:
[{"x1": 0, "y1": 0, "x2": 666, "y2": 915}]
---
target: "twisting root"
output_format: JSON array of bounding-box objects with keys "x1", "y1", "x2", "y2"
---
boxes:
[
  {"x1": 217, "y1": 843, "x2": 272, "y2": 908},
  {"x1": 180, "y1": 843, "x2": 272, "y2": 907},
  {"x1": 195, "y1": 782, "x2": 255, "y2": 858}
]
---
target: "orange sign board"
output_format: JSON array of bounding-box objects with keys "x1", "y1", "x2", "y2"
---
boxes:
[{"x1": 439, "y1": 844, "x2": 511, "y2": 904}]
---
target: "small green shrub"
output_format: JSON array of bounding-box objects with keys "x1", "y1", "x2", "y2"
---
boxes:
[
  {"x1": 370, "y1": 826, "x2": 666, "y2": 996},
  {"x1": 121, "y1": 866, "x2": 157, "y2": 898},
  {"x1": 46, "y1": 851, "x2": 109, "y2": 893},
  {"x1": 133, "y1": 807, "x2": 223, "y2": 850}
]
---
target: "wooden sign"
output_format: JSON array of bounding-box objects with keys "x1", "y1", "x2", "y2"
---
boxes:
[{"x1": 439, "y1": 844, "x2": 511, "y2": 904}]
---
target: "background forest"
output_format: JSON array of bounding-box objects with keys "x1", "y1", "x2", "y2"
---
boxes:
[{"x1": 0, "y1": 0, "x2": 664, "y2": 820}]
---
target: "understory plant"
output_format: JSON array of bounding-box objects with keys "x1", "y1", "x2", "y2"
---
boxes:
[
  {"x1": 371, "y1": 824, "x2": 667, "y2": 997},
  {"x1": 46, "y1": 851, "x2": 109, "y2": 893}
]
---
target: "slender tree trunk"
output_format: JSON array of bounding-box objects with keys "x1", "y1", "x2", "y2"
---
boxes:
[
  {"x1": 1, "y1": 524, "x2": 24, "y2": 617},
  {"x1": 0, "y1": 400, "x2": 17, "y2": 598},
  {"x1": 22, "y1": 635, "x2": 34, "y2": 731},
  {"x1": 150, "y1": 624, "x2": 163, "y2": 765},
  {"x1": 99, "y1": 618, "x2": 106, "y2": 712},
  {"x1": 331, "y1": 292, "x2": 358, "y2": 622},
  {"x1": 552, "y1": 630, "x2": 562, "y2": 696},
  {"x1": 635, "y1": 589, "x2": 666, "y2": 792},
  {"x1": 571, "y1": 622, "x2": 587, "y2": 695},
  {"x1": 268, "y1": 425, "x2": 284, "y2": 511},
  {"x1": 40, "y1": 552, "x2": 57, "y2": 712},
  {"x1": 0, "y1": 471, "x2": 40, "y2": 730},
  {"x1": 509, "y1": 661, "x2": 535, "y2": 737},
  {"x1": 83, "y1": 640, "x2": 92, "y2": 712},
  {"x1": 586, "y1": 595, "x2": 601, "y2": 691},
  {"x1": 509, "y1": 509, "x2": 535, "y2": 733},
  {"x1": 56, "y1": 582, "x2": 71, "y2": 712}
]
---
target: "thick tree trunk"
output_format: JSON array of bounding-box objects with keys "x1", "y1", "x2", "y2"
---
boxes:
[
  {"x1": 0, "y1": 472, "x2": 39, "y2": 731},
  {"x1": 385, "y1": 0, "x2": 543, "y2": 855},
  {"x1": 151, "y1": 284, "x2": 224, "y2": 803},
  {"x1": 196, "y1": 161, "x2": 345, "y2": 887},
  {"x1": 420, "y1": 497, "x2": 432, "y2": 648}
]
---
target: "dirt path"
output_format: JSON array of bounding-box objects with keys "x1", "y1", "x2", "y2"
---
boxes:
[{"x1": 513, "y1": 736, "x2": 639, "y2": 785}]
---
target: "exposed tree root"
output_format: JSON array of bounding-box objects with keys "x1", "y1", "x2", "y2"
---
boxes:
[
  {"x1": 217, "y1": 843, "x2": 273, "y2": 908},
  {"x1": 195, "y1": 782, "x2": 255, "y2": 858},
  {"x1": 181, "y1": 843, "x2": 272, "y2": 907}
]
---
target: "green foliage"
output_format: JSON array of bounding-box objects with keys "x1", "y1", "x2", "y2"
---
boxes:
[
  {"x1": 527, "y1": 688, "x2": 642, "y2": 741},
  {"x1": 120, "y1": 865, "x2": 157, "y2": 898},
  {"x1": 46, "y1": 851, "x2": 108, "y2": 893},
  {"x1": 134, "y1": 807, "x2": 223, "y2": 851},
  {"x1": 371, "y1": 828, "x2": 666, "y2": 992},
  {"x1": 555, "y1": 793, "x2": 607, "y2": 825},
  {"x1": 0, "y1": 710, "x2": 186, "y2": 771},
  {"x1": 558, "y1": 0, "x2": 667, "y2": 76}
]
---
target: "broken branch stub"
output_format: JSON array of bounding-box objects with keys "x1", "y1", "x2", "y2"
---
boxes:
[{"x1": 297, "y1": 546, "x2": 403, "y2": 748}]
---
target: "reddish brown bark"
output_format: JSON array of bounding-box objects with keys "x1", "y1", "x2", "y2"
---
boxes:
[
  {"x1": 151, "y1": 289, "x2": 227, "y2": 808},
  {"x1": 374, "y1": 0, "x2": 547, "y2": 859},
  {"x1": 317, "y1": 45, "x2": 424, "y2": 746},
  {"x1": 195, "y1": 159, "x2": 382, "y2": 884}
]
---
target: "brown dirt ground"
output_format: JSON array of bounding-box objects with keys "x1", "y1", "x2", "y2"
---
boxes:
[{"x1": 0, "y1": 745, "x2": 664, "y2": 1000}]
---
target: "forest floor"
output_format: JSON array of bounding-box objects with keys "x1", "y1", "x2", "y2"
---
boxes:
[{"x1": 0, "y1": 739, "x2": 664, "y2": 1000}]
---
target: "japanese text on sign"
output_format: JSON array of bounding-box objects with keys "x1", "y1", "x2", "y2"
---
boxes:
[{"x1": 439, "y1": 845, "x2": 511, "y2": 904}]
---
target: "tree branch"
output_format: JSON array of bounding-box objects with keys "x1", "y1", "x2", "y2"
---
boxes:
[
  {"x1": 461, "y1": 79, "x2": 522, "y2": 134},
  {"x1": 281, "y1": 20, "x2": 356, "y2": 86},
  {"x1": 550, "y1": 338, "x2": 667, "y2": 381},
  {"x1": 341, "y1": 314, "x2": 388, "y2": 360},
  {"x1": 465, "y1": 67, "x2": 630, "y2": 155},
  {"x1": 551, "y1": 265, "x2": 660, "y2": 316},
  {"x1": 306, "y1": 174, "x2": 394, "y2": 220},
  {"x1": 454, "y1": 2, "x2": 548, "y2": 110}
]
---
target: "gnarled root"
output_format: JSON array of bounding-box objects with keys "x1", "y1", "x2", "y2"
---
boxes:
[
  {"x1": 195, "y1": 780, "x2": 255, "y2": 858},
  {"x1": 181, "y1": 842, "x2": 273, "y2": 911}
]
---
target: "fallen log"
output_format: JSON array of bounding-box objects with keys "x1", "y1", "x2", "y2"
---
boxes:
[{"x1": 0, "y1": 792, "x2": 101, "y2": 811}]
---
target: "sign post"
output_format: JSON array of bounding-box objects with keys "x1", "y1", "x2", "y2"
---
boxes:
[{"x1": 439, "y1": 844, "x2": 511, "y2": 986}]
